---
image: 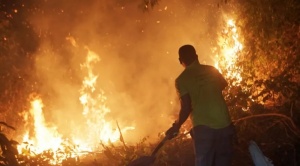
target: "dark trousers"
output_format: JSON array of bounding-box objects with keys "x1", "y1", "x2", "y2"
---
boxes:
[{"x1": 191, "y1": 124, "x2": 235, "y2": 166}]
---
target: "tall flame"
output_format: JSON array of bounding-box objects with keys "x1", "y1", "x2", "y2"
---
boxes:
[
  {"x1": 18, "y1": 97, "x2": 69, "y2": 164},
  {"x1": 214, "y1": 18, "x2": 243, "y2": 85},
  {"x1": 79, "y1": 48, "x2": 120, "y2": 145},
  {"x1": 28, "y1": 98, "x2": 63, "y2": 153}
]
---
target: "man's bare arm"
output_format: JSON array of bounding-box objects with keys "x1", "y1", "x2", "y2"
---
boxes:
[{"x1": 177, "y1": 93, "x2": 192, "y2": 127}]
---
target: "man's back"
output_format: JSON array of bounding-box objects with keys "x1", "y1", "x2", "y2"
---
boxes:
[{"x1": 176, "y1": 61, "x2": 231, "y2": 129}]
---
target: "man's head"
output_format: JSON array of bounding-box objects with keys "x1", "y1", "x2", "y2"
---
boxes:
[{"x1": 178, "y1": 45, "x2": 198, "y2": 67}]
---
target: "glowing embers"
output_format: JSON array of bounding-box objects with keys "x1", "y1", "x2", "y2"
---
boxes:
[{"x1": 214, "y1": 18, "x2": 243, "y2": 86}]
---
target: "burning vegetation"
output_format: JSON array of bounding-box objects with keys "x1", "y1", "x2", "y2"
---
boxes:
[{"x1": 0, "y1": 0, "x2": 300, "y2": 165}]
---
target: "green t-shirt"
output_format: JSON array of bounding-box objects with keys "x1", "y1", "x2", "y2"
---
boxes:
[{"x1": 175, "y1": 61, "x2": 231, "y2": 129}]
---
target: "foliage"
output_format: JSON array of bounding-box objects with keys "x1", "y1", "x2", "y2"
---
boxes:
[
  {"x1": 0, "y1": 122, "x2": 83, "y2": 166},
  {"x1": 98, "y1": 133, "x2": 194, "y2": 166},
  {"x1": 224, "y1": 0, "x2": 300, "y2": 165},
  {"x1": 0, "y1": 0, "x2": 39, "y2": 133},
  {"x1": 0, "y1": 122, "x2": 19, "y2": 166},
  {"x1": 17, "y1": 141, "x2": 84, "y2": 166},
  {"x1": 98, "y1": 115, "x2": 299, "y2": 165},
  {"x1": 230, "y1": 0, "x2": 300, "y2": 113},
  {"x1": 99, "y1": 136, "x2": 153, "y2": 165}
]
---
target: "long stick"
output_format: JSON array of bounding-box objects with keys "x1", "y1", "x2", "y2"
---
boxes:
[{"x1": 116, "y1": 121, "x2": 128, "y2": 149}]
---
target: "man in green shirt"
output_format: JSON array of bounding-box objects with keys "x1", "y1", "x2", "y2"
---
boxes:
[{"x1": 166, "y1": 45, "x2": 235, "y2": 166}]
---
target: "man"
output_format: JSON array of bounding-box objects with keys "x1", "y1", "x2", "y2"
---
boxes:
[{"x1": 166, "y1": 45, "x2": 235, "y2": 166}]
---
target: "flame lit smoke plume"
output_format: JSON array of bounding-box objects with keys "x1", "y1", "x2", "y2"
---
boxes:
[{"x1": 12, "y1": 0, "x2": 242, "y2": 160}]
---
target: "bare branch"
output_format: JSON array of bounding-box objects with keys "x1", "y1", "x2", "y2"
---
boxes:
[{"x1": 233, "y1": 113, "x2": 300, "y2": 138}]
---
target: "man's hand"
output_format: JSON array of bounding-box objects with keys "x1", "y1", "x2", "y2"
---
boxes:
[{"x1": 165, "y1": 122, "x2": 180, "y2": 140}]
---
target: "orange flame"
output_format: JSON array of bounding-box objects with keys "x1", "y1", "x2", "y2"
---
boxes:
[
  {"x1": 214, "y1": 18, "x2": 243, "y2": 85},
  {"x1": 18, "y1": 45, "x2": 134, "y2": 164},
  {"x1": 28, "y1": 98, "x2": 62, "y2": 153},
  {"x1": 18, "y1": 97, "x2": 64, "y2": 164},
  {"x1": 78, "y1": 48, "x2": 121, "y2": 145}
]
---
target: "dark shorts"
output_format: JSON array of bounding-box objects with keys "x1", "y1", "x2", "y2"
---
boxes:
[{"x1": 191, "y1": 124, "x2": 235, "y2": 166}]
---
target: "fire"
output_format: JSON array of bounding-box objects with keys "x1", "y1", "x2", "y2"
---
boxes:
[
  {"x1": 79, "y1": 48, "x2": 121, "y2": 144},
  {"x1": 27, "y1": 98, "x2": 62, "y2": 153},
  {"x1": 17, "y1": 45, "x2": 133, "y2": 164},
  {"x1": 214, "y1": 18, "x2": 243, "y2": 85},
  {"x1": 18, "y1": 97, "x2": 90, "y2": 164}
]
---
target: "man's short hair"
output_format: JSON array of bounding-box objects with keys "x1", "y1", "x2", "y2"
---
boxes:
[{"x1": 178, "y1": 45, "x2": 197, "y2": 64}]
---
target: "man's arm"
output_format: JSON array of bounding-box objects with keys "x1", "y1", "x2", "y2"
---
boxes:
[
  {"x1": 166, "y1": 93, "x2": 192, "y2": 139},
  {"x1": 166, "y1": 78, "x2": 192, "y2": 139},
  {"x1": 176, "y1": 93, "x2": 192, "y2": 126}
]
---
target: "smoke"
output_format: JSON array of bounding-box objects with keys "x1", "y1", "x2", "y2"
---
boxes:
[{"x1": 26, "y1": 0, "x2": 227, "y2": 143}]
